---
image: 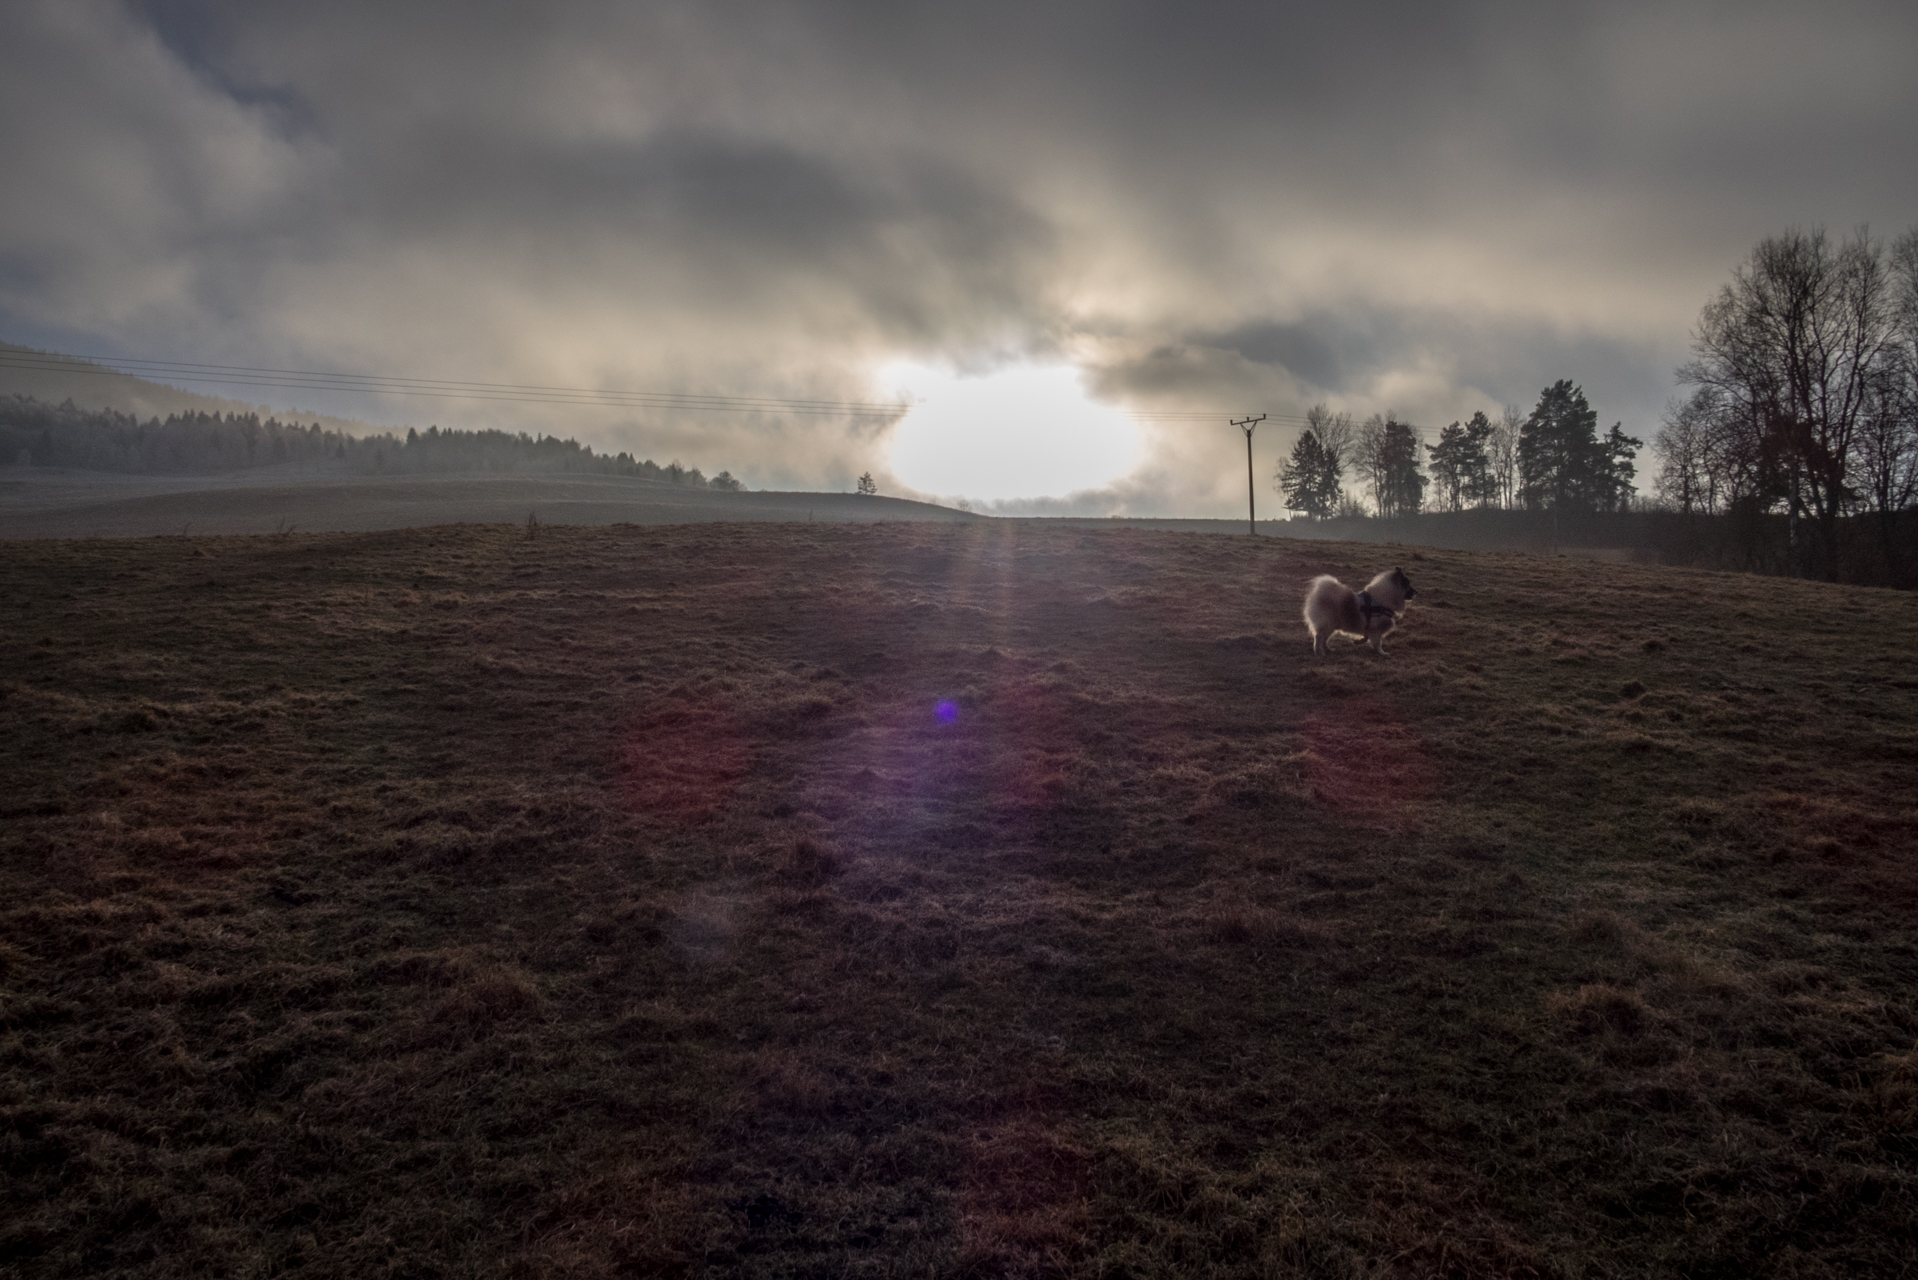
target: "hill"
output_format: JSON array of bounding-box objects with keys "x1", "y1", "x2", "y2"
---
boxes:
[
  {"x1": 2, "y1": 524, "x2": 1914, "y2": 1277},
  {"x1": 0, "y1": 344, "x2": 387, "y2": 441},
  {"x1": 0, "y1": 471, "x2": 972, "y2": 538},
  {"x1": 0, "y1": 393, "x2": 755, "y2": 502}
]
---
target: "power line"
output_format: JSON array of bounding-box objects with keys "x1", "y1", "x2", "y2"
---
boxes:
[{"x1": 1129, "y1": 407, "x2": 1468, "y2": 443}]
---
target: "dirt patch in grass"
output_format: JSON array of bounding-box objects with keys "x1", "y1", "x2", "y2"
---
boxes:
[{"x1": 3, "y1": 524, "x2": 1916, "y2": 1277}]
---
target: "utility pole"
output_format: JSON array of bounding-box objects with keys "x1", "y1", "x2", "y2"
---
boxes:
[{"x1": 1233, "y1": 415, "x2": 1265, "y2": 536}]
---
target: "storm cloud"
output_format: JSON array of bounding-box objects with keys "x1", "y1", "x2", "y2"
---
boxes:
[{"x1": 2, "y1": 0, "x2": 1913, "y2": 511}]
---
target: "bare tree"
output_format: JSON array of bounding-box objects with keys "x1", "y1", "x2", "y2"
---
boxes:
[
  {"x1": 1886, "y1": 231, "x2": 1918, "y2": 582},
  {"x1": 1654, "y1": 388, "x2": 1720, "y2": 513},
  {"x1": 1488, "y1": 406, "x2": 1522, "y2": 509},
  {"x1": 1352, "y1": 414, "x2": 1424, "y2": 517},
  {"x1": 1853, "y1": 370, "x2": 1917, "y2": 566},
  {"x1": 1895, "y1": 227, "x2": 1918, "y2": 370},
  {"x1": 1356, "y1": 414, "x2": 1390, "y2": 517},
  {"x1": 1680, "y1": 226, "x2": 1906, "y2": 578},
  {"x1": 1854, "y1": 233, "x2": 1918, "y2": 578},
  {"x1": 1308, "y1": 404, "x2": 1356, "y2": 485}
]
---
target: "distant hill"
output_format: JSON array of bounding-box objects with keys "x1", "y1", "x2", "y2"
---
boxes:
[
  {"x1": 0, "y1": 470, "x2": 977, "y2": 538},
  {"x1": 0, "y1": 342, "x2": 386, "y2": 440},
  {"x1": 0, "y1": 393, "x2": 747, "y2": 495}
]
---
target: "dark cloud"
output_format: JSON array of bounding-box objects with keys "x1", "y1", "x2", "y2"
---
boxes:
[
  {"x1": 2, "y1": 0, "x2": 1914, "y2": 509},
  {"x1": 1194, "y1": 317, "x2": 1391, "y2": 394},
  {"x1": 129, "y1": 0, "x2": 316, "y2": 134}
]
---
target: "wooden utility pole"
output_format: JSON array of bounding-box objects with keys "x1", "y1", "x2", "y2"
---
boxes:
[{"x1": 1233, "y1": 415, "x2": 1266, "y2": 535}]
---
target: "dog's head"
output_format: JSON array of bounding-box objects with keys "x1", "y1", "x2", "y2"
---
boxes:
[{"x1": 1392, "y1": 566, "x2": 1417, "y2": 599}]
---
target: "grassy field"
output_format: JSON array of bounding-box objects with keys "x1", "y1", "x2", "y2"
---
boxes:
[
  {"x1": 0, "y1": 471, "x2": 975, "y2": 540},
  {"x1": 2, "y1": 521, "x2": 1916, "y2": 1278}
]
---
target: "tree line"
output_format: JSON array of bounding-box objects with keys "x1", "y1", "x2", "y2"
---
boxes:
[
  {"x1": 1270, "y1": 223, "x2": 1918, "y2": 588},
  {"x1": 1654, "y1": 226, "x2": 1918, "y2": 585},
  {"x1": 0, "y1": 396, "x2": 744, "y2": 490},
  {"x1": 1274, "y1": 384, "x2": 1639, "y2": 521}
]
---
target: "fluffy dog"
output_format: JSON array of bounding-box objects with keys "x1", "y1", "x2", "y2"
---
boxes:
[{"x1": 1303, "y1": 567, "x2": 1417, "y2": 656}]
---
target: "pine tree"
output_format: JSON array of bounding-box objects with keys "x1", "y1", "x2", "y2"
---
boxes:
[
  {"x1": 1425, "y1": 422, "x2": 1469, "y2": 512},
  {"x1": 857, "y1": 472, "x2": 877, "y2": 495},
  {"x1": 1425, "y1": 413, "x2": 1497, "y2": 511},
  {"x1": 1378, "y1": 418, "x2": 1426, "y2": 517},
  {"x1": 1518, "y1": 381, "x2": 1602, "y2": 511},
  {"x1": 1598, "y1": 423, "x2": 1643, "y2": 512},
  {"x1": 1277, "y1": 430, "x2": 1337, "y2": 517},
  {"x1": 1461, "y1": 411, "x2": 1497, "y2": 507}
]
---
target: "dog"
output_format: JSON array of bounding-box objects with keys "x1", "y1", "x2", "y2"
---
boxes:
[{"x1": 1303, "y1": 567, "x2": 1417, "y2": 656}]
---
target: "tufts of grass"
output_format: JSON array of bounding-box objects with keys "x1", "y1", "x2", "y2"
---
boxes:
[
  {"x1": 2, "y1": 522, "x2": 1916, "y2": 1277},
  {"x1": 779, "y1": 835, "x2": 843, "y2": 883}
]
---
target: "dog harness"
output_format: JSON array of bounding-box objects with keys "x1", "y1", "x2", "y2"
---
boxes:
[{"x1": 1355, "y1": 591, "x2": 1397, "y2": 627}]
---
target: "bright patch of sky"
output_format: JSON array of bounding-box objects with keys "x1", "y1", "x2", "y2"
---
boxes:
[{"x1": 884, "y1": 363, "x2": 1144, "y2": 502}]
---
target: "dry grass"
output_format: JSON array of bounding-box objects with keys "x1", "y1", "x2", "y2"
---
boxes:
[{"x1": 2, "y1": 522, "x2": 1916, "y2": 1277}]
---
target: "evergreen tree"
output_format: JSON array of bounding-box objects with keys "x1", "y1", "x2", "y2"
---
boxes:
[
  {"x1": 1598, "y1": 423, "x2": 1644, "y2": 512},
  {"x1": 1377, "y1": 417, "x2": 1426, "y2": 517},
  {"x1": 857, "y1": 472, "x2": 878, "y2": 495},
  {"x1": 1518, "y1": 381, "x2": 1602, "y2": 511},
  {"x1": 1425, "y1": 422, "x2": 1463, "y2": 512},
  {"x1": 1423, "y1": 422, "x2": 1462, "y2": 512},
  {"x1": 1276, "y1": 429, "x2": 1338, "y2": 517},
  {"x1": 1517, "y1": 382, "x2": 1642, "y2": 512},
  {"x1": 1426, "y1": 412, "x2": 1497, "y2": 511},
  {"x1": 1460, "y1": 411, "x2": 1497, "y2": 507}
]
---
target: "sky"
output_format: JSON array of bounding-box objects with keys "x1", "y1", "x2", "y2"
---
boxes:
[{"x1": 2, "y1": 0, "x2": 1914, "y2": 513}]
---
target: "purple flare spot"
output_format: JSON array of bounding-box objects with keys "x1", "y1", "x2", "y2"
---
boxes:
[{"x1": 935, "y1": 700, "x2": 959, "y2": 725}]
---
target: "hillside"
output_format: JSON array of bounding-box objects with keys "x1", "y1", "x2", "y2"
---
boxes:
[
  {"x1": 0, "y1": 344, "x2": 386, "y2": 441},
  {"x1": 2, "y1": 524, "x2": 1915, "y2": 1277},
  {"x1": 0, "y1": 471, "x2": 972, "y2": 538}
]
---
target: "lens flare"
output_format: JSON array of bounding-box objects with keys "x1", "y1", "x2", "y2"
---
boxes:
[{"x1": 935, "y1": 700, "x2": 959, "y2": 725}]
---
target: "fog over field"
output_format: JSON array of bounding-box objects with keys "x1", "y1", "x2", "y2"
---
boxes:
[{"x1": 3, "y1": 1, "x2": 1915, "y2": 511}]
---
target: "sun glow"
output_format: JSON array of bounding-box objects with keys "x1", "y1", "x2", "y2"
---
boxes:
[{"x1": 884, "y1": 362, "x2": 1144, "y2": 502}]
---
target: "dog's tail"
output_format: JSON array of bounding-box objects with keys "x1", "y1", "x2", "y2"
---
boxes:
[{"x1": 1302, "y1": 575, "x2": 1339, "y2": 628}]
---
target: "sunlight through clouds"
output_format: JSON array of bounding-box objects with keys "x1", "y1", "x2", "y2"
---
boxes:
[{"x1": 884, "y1": 362, "x2": 1144, "y2": 502}]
